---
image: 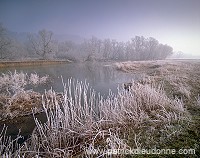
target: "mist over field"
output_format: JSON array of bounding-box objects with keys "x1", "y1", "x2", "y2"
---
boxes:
[
  {"x1": 0, "y1": 27, "x2": 175, "y2": 61},
  {"x1": 0, "y1": 0, "x2": 200, "y2": 60},
  {"x1": 0, "y1": 27, "x2": 199, "y2": 61}
]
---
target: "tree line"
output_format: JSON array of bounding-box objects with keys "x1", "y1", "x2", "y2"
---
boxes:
[{"x1": 0, "y1": 24, "x2": 173, "y2": 61}]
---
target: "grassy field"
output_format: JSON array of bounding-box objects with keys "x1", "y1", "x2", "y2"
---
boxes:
[
  {"x1": 0, "y1": 59, "x2": 199, "y2": 157},
  {"x1": 115, "y1": 59, "x2": 200, "y2": 157}
]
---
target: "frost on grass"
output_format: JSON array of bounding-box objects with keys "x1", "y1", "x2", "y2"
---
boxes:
[
  {"x1": 0, "y1": 71, "x2": 50, "y2": 120},
  {"x1": 114, "y1": 60, "x2": 194, "y2": 99},
  {"x1": 196, "y1": 95, "x2": 200, "y2": 107},
  {"x1": 0, "y1": 70, "x2": 49, "y2": 95},
  {"x1": 164, "y1": 74, "x2": 191, "y2": 98},
  {"x1": 0, "y1": 71, "x2": 27, "y2": 95},
  {"x1": 114, "y1": 60, "x2": 192, "y2": 74},
  {"x1": 0, "y1": 126, "x2": 23, "y2": 158},
  {"x1": 29, "y1": 73, "x2": 49, "y2": 85},
  {"x1": 12, "y1": 79, "x2": 189, "y2": 157}
]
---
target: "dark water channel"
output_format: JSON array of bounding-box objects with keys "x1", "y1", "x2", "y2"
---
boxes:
[{"x1": 0, "y1": 62, "x2": 142, "y2": 142}]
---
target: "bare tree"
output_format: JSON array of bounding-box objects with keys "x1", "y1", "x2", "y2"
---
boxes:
[
  {"x1": 145, "y1": 37, "x2": 159, "y2": 60},
  {"x1": 0, "y1": 24, "x2": 11, "y2": 59},
  {"x1": 131, "y1": 36, "x2": 145, "y2": 60},
  {"x1": 158, "y1": 44, "x2": 173, "y2": 59},
  {"x1": 28, "y1": 29, "x2": 54, "y2": 59},
  {"x1": 83, "y1": 36, "x2": 101, "y2": 61},
  {"x1": 102, "y1": 39, "x2": 112, "y2": 59}
]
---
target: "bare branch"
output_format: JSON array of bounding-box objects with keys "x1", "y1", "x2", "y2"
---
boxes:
[{"x1": 28, "y1": 29, "x2": 54, "y2": 59}]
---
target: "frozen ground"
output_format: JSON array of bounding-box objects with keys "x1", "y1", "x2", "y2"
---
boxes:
[{"x1": 0, "y1": 59, "x2": 199, "y2": 157}]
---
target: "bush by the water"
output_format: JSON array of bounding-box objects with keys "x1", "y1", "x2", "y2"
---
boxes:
[
  {"x1": 0, "y1": 70, "x2": 49, "y2": 95},
  {"x1": 0, "y1": 71, "x2": 49, "y2": 120}
]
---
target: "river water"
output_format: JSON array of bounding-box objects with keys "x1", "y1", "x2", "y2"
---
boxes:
[{"x1": 0, "y1": 62, "x2": 142, "y2": 141}]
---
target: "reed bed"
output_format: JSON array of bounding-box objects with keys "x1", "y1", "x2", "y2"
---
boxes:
[
  {"x1": 1, "y1": 79, "x2": 187, "y2": 157},
  {"x1": 0, "y1": 68, "x2": 192, "y2": 157}
]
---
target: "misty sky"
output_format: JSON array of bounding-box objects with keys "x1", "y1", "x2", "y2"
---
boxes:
[{"x1": 0, "y1": 0, "x2": 200, "y2": 55}]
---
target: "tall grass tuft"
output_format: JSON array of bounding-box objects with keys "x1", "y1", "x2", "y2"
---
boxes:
[
  {"x1": 0, "y1": 125, "x2": 24, "y2": 158},
  {"x1": 22, "y1": 79, "x2": 190, "y2": 157}
]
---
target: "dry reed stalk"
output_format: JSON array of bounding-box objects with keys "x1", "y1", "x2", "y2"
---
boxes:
[
  {"x1": 0, "y1": 125, "x2": 24, "y2": 158},
  {"x1": 196, "y1": 95, "x2": 200, "y2": 107},
  {"x1": 22, "y1": 79, "x2": 190, "y2": 157}
]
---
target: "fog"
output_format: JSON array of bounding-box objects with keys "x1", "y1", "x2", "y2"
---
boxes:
[
  {"x1": 0, "y1": 26, "x2": 174, "y2": 61},
  {"x1": 0, "y1": 0, "x2": 200, "y2": 59},
  {"x1": 0, "y1": 1, "x2": 200, "y2": 156}
]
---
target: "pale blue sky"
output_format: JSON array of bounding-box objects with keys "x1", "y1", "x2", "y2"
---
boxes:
[{"x1": 0, "y1": 0, "x2": 200, "y2": 55}]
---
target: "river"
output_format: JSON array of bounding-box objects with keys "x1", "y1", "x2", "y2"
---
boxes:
[{"x1": 0, "y1": 62, "x2": 142, "y2": 141}]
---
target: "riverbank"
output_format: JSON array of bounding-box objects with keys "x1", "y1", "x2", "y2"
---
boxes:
[
  {"x1": 114, "y1": 59, "x2": 200, "y2": 157},
  {"x1": 0, "y1": 59, "x2": 199, "y2": 157},
  {"x1": 0, "y1": 71, "x2": 52, "y2": 121},
  {"x1": 0, "y1": 59, "x2": 72, "y2": 67}
]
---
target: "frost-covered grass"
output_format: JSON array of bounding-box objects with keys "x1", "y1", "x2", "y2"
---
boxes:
[
  {"x1": 114, "y1": 60, "x2": 192, "y2": 73},
  {"x1": 0, "y1": 71, "x2": 49, "y2": 120},
  {"x1": 114, "y1": 60, "x2": 197, "y2": 99},
  {"x1": 0, "y1": 71, "x2": 27, "y2": 95},
  {"x1": 197, "y1": 95, "x2": 200, "y2": 107},
  {"x1": 0, "y1": 79, "x2": 190, "y2": 157},
  {"x1": 29, "y1": 73, "x2": 49, "y2": 85},
  {"x1": 0, "y1": 70, "x2": 49, "y2": 95},
  {"x1": 1, "y1": 60, "x2": 199, "y2": 157},
  {"x1": 0, "y1": 126, "x2": 23, "y2": 158},
  {"x1": 114, "y1": 59, "x2": 200, "y2": 157}
]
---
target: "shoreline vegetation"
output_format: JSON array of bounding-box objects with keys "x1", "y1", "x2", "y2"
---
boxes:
[
  {"x1": 0, "y1": 71, "x2": 51, "y2": 121},
  {"x1": 114, "y1": 59, "x2": 200, "y2": 157},
  {"x1": 0, "y1": 59, "x2": 72, "y2": 68},
  {"x1": 0, "y1": 59, "x2": 200, "y2": 157}
]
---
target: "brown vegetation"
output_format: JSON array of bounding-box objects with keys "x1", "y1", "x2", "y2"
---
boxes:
[
  {"x1": 0, "y1": 60, "x2": 71, "y2": 68},
  {"x1": 0, "y1": 71, "x2": 51, "y2": 121},
  {"x1": 1, "y1": 60, "x2": 199, "y2": 157},
  {"x1": 115, "y1": 59, "x2": 200, "y2": 157},
  {"x1": 1, "y1": 78, "x2": 191, "y2": 157}
]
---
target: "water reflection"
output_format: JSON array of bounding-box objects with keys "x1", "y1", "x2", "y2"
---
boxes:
[
  {"x1": 0, "y1": 62, "x2": 142, "y2": 139},
  {"x1": 0, "y1": 62, "x2": 141, "y2": 95}
]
